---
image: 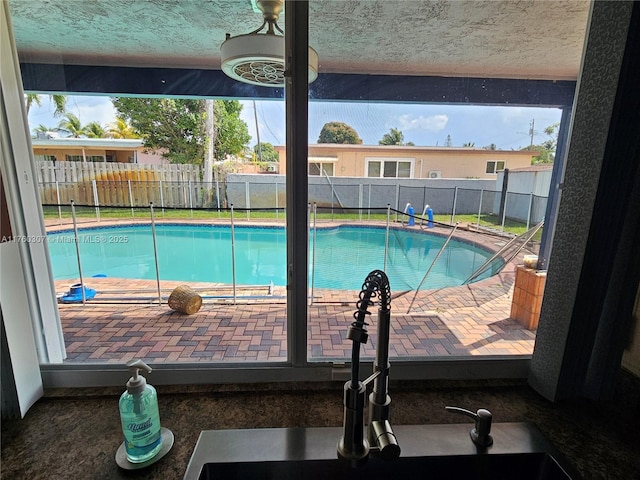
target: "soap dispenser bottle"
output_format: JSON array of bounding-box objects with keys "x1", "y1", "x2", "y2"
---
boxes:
[{"x1": 119, "y1": 359, "x2": 163, "y2": 463}]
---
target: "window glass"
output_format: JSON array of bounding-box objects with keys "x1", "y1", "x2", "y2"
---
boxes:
[
  {"x1": 398, "y1": 161, "x2": 411, "y2": 178},
  {"x1": 368, "y1": 161, "x2": 381, "y2": 177},
  {"x1": 321, "y1": 163, "x2": 334, "y2": 176},
  {"x1": 309, "y1": 163, "x2": 321, "y2": 175},
  {"x1": 383, "y1": 161, "x2": 397, "y2": 177}
]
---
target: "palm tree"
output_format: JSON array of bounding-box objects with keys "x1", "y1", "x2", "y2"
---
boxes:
[
  {"x1": 462, "y1": 142, "x2": 475, "y2": 147},
  {"x1": 57, "y1": 113, "x2": 85, "y2": 138},
  {"x1": 379, "y1": 127, "x2": 415, "y2": 146},
  {"x1": 106, "y1": 118, "x2": 138, "y2": 139},
  {"x1": 84, "y1": 121, "x2": 106, "y2": 138},
  {"x1": 32, "y1": 124, "x2": 53, "y2": 136},
  {"x1": 25, "y1": 94, "x2": 67, "y2": 117}
]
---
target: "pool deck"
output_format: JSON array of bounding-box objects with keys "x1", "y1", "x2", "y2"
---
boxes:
[{"x1": 48, "y1": 218, "x2": 537, "y2": 363}]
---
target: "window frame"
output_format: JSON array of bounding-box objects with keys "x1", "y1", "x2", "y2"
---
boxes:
[
  {"x1": 366, "y1": 157, "x2": 414, "y2": 179},
  {"x1": 308, "y1": 157, "x2": 337, "y2": 176},
  {"x1": 485, "y1": 160, "x2": 506, "y2": 174}
]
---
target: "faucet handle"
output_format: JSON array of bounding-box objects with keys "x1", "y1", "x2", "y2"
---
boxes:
[{"x1": 445, "y1": 406, "x2": 493, "y2": 447}]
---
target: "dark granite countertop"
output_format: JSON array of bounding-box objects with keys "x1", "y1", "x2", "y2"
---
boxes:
[{"x1": 2, "y1": 372, "x2": 639, "y2": 480}]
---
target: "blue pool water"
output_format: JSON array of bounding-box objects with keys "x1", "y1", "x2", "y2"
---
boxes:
[{"x1": 47, "y1": 224, "x2": 501, "y2": 291}]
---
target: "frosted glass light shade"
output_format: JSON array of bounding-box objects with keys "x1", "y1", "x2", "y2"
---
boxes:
[{"x1": 221, "y1": 33, "x2": 319, "y2": 87}]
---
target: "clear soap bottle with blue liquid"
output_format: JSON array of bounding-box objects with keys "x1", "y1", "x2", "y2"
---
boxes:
[{"x1": 119, "y1": 359, "x2": 163, "y2": 463}]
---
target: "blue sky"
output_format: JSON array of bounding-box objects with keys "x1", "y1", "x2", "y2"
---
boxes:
[{"x1": 27, "y1": 95, "x2": 562, "y2": 151}]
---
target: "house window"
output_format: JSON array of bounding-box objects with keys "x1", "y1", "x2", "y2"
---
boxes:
[
  {"x1": 35, "y1": 154, "x2": 56, "y2": 162},
  {"x1": 366, "y1": 158, "x2": 413, "y2": 178},
  {"x1": 309, "y1": 162, "x2": 334, "y2": 176},
  {"x1": 65, "y1": 155, "x2": 83, "y2": 162},
  {"x1": 486, "y1": 161, "x2": 506, "y2": 174}
]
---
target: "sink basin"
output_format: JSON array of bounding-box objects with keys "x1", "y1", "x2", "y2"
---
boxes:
[
  {"x1": 198, "y1": 453, "x2": 572, "y2": 480},
  {"x1": 184, "y1": 424, "x2": 581, "y2": 480}
]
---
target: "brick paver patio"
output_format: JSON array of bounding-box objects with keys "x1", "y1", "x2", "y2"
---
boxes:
[
  {"x1": 55, "y1": 267, "x2": 534, "y2": 363},
  {"x1": 49, "y1": 218, "x2": 537, "y2": 363}
]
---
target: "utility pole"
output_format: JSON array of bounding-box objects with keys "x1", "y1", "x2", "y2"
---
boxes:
[
  {"x1": 529, "y1": 119, "x2": 535, "y2": 148},
  {"x1": 253, "y1": 100, "x2": 262, "y2": 163},
  {"x1": 204, "y1": 99, "x2": 215, "y2": 185}
]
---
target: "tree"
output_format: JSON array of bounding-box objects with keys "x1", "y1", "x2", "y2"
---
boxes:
[
  {"x1": 253, "y1": 142, "x2": 279, "y2": 163},
  {"x1": 378, "y1": 127, "x2": 414, "y2": 146},
  {"x1": 32, "y1": 124, "x2": 55, "y2": 138},
  {"x1": 112, "y1": 98, "x2": 203, "y2": 164},
  {"x1": 57, "y1": 113, "x2": 85, "y2": 138},
  {"x1": 111, "y1": 98, "x2": 250, "y2": 165},
  {"x1": 25, "y1": 94, "x2": 67, "y2": 117},
  {"x1": 317, "y1": 122, "x2": 362, "y2": 144},
  {"x1": 483, "y1": 143, "x2": 498, "y2": 150},
  {"x1": 213, "y1": 100, "x2": 251, "y2": 161},
  {"x1": 522, "y1": 122, "x2": 559, "y2": 164},
  {"x1": 84, "y1": 121, "x2": 106, "y2": 138},
  {"x1": 107, "y1": 118, "x2": 138, "y2": 139},
  {"x1": 445, "y1": 134, "x2": 452, "y2": 147},
  {"x1": 462, "y1": 142, "x2": 475, "y2": 147}
]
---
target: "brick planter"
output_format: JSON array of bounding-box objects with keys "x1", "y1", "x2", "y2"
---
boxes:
[{"x1": 510, "y1": 266, "x2": 547, "y2": 330}]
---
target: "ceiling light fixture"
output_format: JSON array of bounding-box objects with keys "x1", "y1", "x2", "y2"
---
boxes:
[{"x1": 220, "y1": 0, "x2": 318, "y2": 87}]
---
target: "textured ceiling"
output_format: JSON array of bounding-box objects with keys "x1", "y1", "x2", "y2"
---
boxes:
[{"x1": 9, "y1": 0, "x2": 590, "y2": 80}]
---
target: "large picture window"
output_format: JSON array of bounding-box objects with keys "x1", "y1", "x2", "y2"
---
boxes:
[{"x1": 5, "y1": 0, "x2": 601, "y2": 389}]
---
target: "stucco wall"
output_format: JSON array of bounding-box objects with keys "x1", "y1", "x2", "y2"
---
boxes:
[{"x1": 277, "y1": 145, "x2": 536, "y2": 179}]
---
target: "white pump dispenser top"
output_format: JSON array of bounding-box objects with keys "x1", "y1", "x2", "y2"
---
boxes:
[{"x1": 126, "y1": 359, "x2": 152, "y2": 395}]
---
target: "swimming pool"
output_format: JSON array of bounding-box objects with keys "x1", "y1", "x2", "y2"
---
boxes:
[{"x1": 47, "y1": 224, "x2": 501, "y2": 291}]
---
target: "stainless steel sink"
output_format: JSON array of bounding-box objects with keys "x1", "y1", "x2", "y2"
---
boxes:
[
  {"x1": 197, "y1": 453, "x2": 572, "y2": 480},
  {"x1": 184, "y1": 424, "x2": 580, "y2": 480}
]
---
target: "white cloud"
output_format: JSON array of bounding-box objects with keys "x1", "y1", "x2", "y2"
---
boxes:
[
  {"x1": 396, "y1": 114, "x2": 448, "y2": 132},
  {"x1": 70, "y1": 97, "x2": 117, "y2": 126}
]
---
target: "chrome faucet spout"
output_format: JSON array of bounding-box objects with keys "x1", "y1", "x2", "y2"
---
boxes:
[{"x1": 337, "y1": 270, "x2": 400, "y2": 465}]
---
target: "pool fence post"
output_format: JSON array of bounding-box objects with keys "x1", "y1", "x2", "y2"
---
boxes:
[
  {"x1": 384, "y1": 204, "x2": 391, "y2": 272},
  {"x1": 188, "y1": 180, "x2": 193, "y2": 218},
  {"x1": 55, "y1": 181, "x2": 62, "y2": 225},
  {"x1": 358, "y1": 184, "x2": 363, "y2": 222},
  {"x1": 275, "y1": 177, "x2": 279, "y2": 221},
  {"x1": 70, "y1": 200, "x2": 86, "y2": 305},
  {"x1": 215, "y1": 179, "x2": 221, "y2": 218},
  {"x1": 245, "y1": 181, "x2": 251, "y2": 221},
  {"x1": 312, "y1": 203, "x2": 318, "y2": 305},
  {"x1": 91, "y1": 179, "x2": 100, "y2": 222},
  {"x1": 230, "y1": 204, "x2": 237, "y2": 305},
  {"x1": 451, "y1": 186, "x2": 458, "y2": 224},
  {"x1": 367, "y1": 184, "x2": 372, "y2": 221},
  {"x1": 128, "y1": 179, "x2": 134, "y2": 218},
  {"x1": 501, "y1": 192, "x2": 508, "y2": 231},
  {"x1": 159, "y1": 179, "x2": 165, "y2": 217},
  {"x1": 526, "y1": 193, "x2": 534, "y2": 230},
  {"x1": 477, "y1": 188, "x2": 484, "y2": 229},
  {"x1": 395, "y1": 185, "x2": 400, "y2": 222},
  {"x1": 331, "y1": 187, "x2": 334, "y2": 222},
  {"x1": 149, "y1": 203, "x2": 162, "y2": 305}
]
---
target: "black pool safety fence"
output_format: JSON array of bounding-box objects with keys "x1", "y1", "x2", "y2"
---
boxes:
[{"x1": 44, "y1": 201, "x2": 537, "y2": 310}]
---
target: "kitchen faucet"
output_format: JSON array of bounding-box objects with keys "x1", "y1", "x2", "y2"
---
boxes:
[{"x1": 337, "y1": 270, "x2": 401, "y2": 466}]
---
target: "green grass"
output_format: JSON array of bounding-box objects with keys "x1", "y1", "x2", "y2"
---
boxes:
[{"x1": 43, "y1": 206, "x2": 539, "y2": 237}]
